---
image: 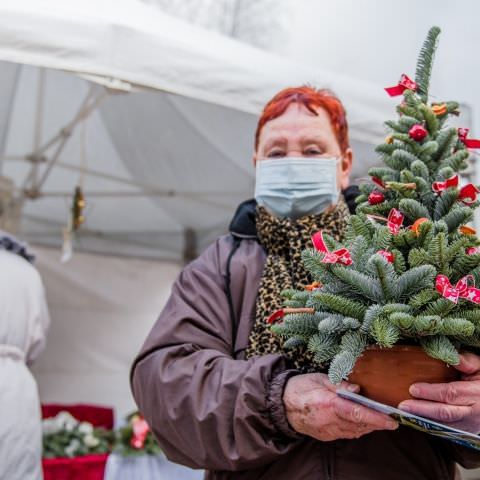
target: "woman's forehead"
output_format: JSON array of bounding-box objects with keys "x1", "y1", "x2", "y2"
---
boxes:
[{"x1": 260, "y1": 104, "x2": 335, "y2": 142}]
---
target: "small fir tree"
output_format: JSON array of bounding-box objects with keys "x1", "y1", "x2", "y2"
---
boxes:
[{"x1": 271, "y1": 26, "x2": 480, "y2": 384}]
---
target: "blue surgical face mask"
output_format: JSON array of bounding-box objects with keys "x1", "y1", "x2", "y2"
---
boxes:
[{"x1": 254, "y1": 157, "x2": 340, "y2": 219}]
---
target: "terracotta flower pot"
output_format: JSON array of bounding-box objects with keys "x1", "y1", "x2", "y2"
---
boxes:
[{"x1": 348, "y1": 345, "x2": 459, "y2": 407}]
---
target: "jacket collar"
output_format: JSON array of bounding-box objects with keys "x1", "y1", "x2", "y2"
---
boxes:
[{"x1": 229, "y1": 185, "x2": 360, "y2": 239}]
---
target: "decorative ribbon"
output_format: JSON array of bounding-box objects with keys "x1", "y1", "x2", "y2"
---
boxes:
[
  {"x1": 311, "y1": 231, "x2": 352, "y2": 265},
  {"x1": 377, "y1": 250, "x2": 394, "y2": 263},
  {"x1": 130, "y1": 415, "x2": 150, "y2": 449},
  {"x1": 459, "y1": 183, "x2": 480, "y2": 204},
  {"x1": 372, "y1": 176, "x2": 386, "y2": 189},
  {"x1": 385, "y1": 74, "x2": 417, "y2": 97},
  {"x1": 435, "y1": 274, "x2": 480, "y2": 304},
  {"x1": 458, "y1": 128, "x2": 480, "y2": 148},
  {"x1": 387, "y1": 209, "x2": 404, "y2": 234},
  {"x1": 432, "y1": 174, "x2": 459, "y2": 193},
  {"x1": 466, "y1": 247, "x2": 480, "y2": 255},
  {"x1": 267, "y1": 310, "x2": 285, "y2": 324}
]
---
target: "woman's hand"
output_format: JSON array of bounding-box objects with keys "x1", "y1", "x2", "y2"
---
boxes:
[
  {"x1": 283, "y1": 373, "x2": 398, "y2": 441},
  {"x1": 398, "y1": 352, "x2": 480, "y2": 434}
]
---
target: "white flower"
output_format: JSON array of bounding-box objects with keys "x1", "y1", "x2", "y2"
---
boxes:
[
  {"x1": 42, "y1": 418, "x2": 61, "y2": 435},
  {"x1": 65, "y1": 439, "x2": 81, "y2": 457},
  {"x1": 83, "y1": 433, "x2": 100, "y2": 448},
  {"x1": 78, "y1": 422, "x2": 94, "y2": 435},
  {"x1": 56, "y1": 411, "x2": 79, "y2": 432}
]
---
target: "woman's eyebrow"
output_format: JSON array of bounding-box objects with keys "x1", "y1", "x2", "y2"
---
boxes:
[
  {"x1": 263, "y1": 137, "x2": 286, "y2": 150},
  {"x1": 300, "y1": 135, "x2": 327, "y2": 144}
]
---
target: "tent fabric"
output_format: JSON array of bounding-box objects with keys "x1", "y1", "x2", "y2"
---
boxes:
[
  {"x1": 0, "y1": 0, "x2": 392, "y2": 261},
  {"x1": 30, "y1": 245, "x2": 181, "y2": 417},
  {"x1": 0, "y1": 0, "x2": 391, "y2": 127}
]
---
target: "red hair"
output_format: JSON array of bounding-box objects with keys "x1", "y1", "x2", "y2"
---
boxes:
[{"x1": 254, "y1": 86, "x2": 350, "y2": 153}]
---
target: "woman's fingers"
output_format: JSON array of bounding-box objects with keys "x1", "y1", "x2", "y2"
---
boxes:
[
  {"x1": 333, "y1": 397, "x2": 398, "y2": 430},
  {"x1": 398, "y1": 399, "x2": 473, "y2": 424}
]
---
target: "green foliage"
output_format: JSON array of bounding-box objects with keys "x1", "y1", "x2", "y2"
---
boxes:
[
  {"x1": 307, "y1": 333, "x2": 340, "y2": 365},
  {"x1": 271, "y1": 25, "x2": 480, "y2": 383},
  {"x1": 399, "y1": 198, "x2": 431, "y2": 221},
  {"x1": 415, "y1": 26, "x2": 441, "y2": 102},
  {"x1": 420, "y1": 335, "x2": 460, "y2": 364},
  {"x1": 328, "y1": 331, "x2": 367, "y2": 384}
]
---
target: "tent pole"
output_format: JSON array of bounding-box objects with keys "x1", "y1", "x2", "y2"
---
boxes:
[{"x1": 22, "y1": 86, "x2": 108, "y2": 196}]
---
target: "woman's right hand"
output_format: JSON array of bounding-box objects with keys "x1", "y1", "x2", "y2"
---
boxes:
[{"x1": 283, "y1": 373, "x2": 398, "y2": 441}]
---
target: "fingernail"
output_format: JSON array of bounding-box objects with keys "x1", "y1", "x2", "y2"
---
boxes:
[
  {"x1": 398, "y1": 403, "x2": 410, "y2": 412},
  {"x1": 409, "y1": 385, "x2": 419, "y2": 396},
  {"x1": 386, "y1": 421, "x2": 398, "y2": 430},
  {"x1": 347, "y1": 384, "x2": 359, "y2": 392}
]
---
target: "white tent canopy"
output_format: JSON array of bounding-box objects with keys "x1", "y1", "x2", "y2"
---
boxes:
[{"x1": 0, "y1": 0, "x2": 394, "y2": 261}]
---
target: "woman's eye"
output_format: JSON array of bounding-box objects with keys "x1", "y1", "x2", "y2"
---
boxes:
[
  {"x1": 305, "y1": 148, "x2": 322, "y2": 155},
  {"x1": 267, "y1": 151, "x2": 284, "y2": 158}
]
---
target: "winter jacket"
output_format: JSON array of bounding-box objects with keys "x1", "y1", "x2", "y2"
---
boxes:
[{"x1": 131, "y1": 191, "x2": 480, "y2": 479}]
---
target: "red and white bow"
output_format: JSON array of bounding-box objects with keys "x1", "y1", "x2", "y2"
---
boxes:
[
  {"x1": 385, "y1": 74, "x2": 417, "y2": 97},
  {"x1": 458, "y1": 128, "x2": 480, "y2": 149},
  {"x1": 311, "y1": 231, "x2": 352, "y2": 266},
  {"x1": 435, "y1": 274, "x2": 480, "y2": 304},
  {"x1": 387, "y1": 209, "x2": 404, "y2": 234},
  {"x1": 459, "y1": 184, "x2": 480, "y2": 204},
  {"x1": 432, "y1": 174, "x2": 459, "y2": 193}
]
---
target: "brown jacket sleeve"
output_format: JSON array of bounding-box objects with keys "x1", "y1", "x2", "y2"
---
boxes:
[{"x1": 130, "y1": 238, "x2": 302, "y2": 471}]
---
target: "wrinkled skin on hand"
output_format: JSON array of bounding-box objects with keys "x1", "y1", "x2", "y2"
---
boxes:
[
  {"x1": 399, "y1": 352, "x2": 480, "y2": 434},
  {"x1": 283, "y1": 373, "x2": 398, "y2": 441}
]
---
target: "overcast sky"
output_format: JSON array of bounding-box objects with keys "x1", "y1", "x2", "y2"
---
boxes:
[{"x1": 285, "y1": 0, "x2": 479, "y2": 129}]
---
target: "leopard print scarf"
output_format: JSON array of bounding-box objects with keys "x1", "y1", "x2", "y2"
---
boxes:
[{"x1": 244, "y1": 197, "x2": 350, "y2": 370}]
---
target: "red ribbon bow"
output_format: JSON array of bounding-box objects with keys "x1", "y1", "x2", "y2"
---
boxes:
[
  {"x1": 267, "y1": 309, "x2": 285, "y2": 324},
  {"x1": 385, "y1": 74, "x2": 417, "y2": 97},
  {"x1": 372, "y1": 176, "x2": 386, "y2": 189},
  {"x1": 432, "y1": 174, "x2": 459, "y2": 193},
  {"x1": 130, "y1": 415, "x2": 150, "y2": 449},
  {"x1": 435, "y1": 274, "x2": 480, "y2": 304},
  {"x1": 311, "y1": 231, "x2": 352, "y2": 266},
  {"x1": 459, "y1": 183, "x2": 480, "y2": 204},
  {"x1": 458, "y1": 128, "x2": 480, "y2": 148},
  {"x1": 387, "y1": 208, "x2": 404, "y2": 234}
]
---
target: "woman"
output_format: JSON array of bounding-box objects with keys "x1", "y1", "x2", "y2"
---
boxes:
[
  {"x1": 131, "y1": 87, "x2": 480, "y2": 479},
  {"x1": 0, "y1": 233, "x2": 50, "y2": 479}
]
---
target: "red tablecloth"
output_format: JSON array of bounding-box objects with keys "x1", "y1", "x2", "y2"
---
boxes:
[
  {"x1": 43, "y1": 454, "x2": 109, "y2": 480},
  {"x1": 41, "y1": 404, "x2": 114, "y2": 429},
  {"x1": 42, "y1": 403, "x2": 114, "y2": 480}
]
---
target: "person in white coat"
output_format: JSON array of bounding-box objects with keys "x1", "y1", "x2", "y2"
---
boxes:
[{"x1": 0, "y1": 233, "x2": 50, "y2": 480}]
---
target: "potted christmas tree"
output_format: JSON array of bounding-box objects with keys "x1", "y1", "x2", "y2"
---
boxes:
[{"x1": 270, "y1": 26, "x2": 480, "y2": 407}]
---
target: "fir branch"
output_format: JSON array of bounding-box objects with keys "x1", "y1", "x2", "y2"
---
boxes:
[
  {"x1": 442, "y1": 207, "x2": 474, "y2": 233},
  {"x1": 328, "y1": 331, "x2": 367, "y2": 384},
  {"x1": 433, "y1": 189, "x2": 459, "y2": 221},
  {"x1": 412, "y1": 315, "x2": 442, "y2": 336},
  {"x1": 371, "y1": 316, "x2": 401, "y2": 347},
  {"x1": 399, "y1": 198, "x2": 431, "y2": 221},
  {"x1": 283, "y1": 336, "x2": 307, "y2": 349},
  {"x1": 307, "y1": 333, "x2": 340, "y2": 365},
  {"x1": 439, "y1": 150, "x2": 469, "y2": 172},
  {"x1": 415, "y1": 26, "x2": 441, "y2": 102},
  {"x1": 433, "y1": 127, "x2": 458, "y2": 163},
  {"x1": 420, "y1": 335, "x2": 460, "y2": 365},
  {"x1": 396, "y1": 265, "x2": 437, "y2": 300},
  {"x1": 330, "y1": 265, "x2": 385, "y2": 303},
  {"x1": 439, "y1": 317, "x2": 475, "y2": 336},
  {"x1": 423, "y1": 298, "x2": 456, "y2": 317},
  {"x1": 409, "y1": 288, "x2": 436, "y2": 309},
  {"x1": 366, "y1": 254, "x2": 397, "y2": 301},
  {"x1": 410, "y1": 159, "x2": 430, "y2": 180},
  {"x1": 311, "y1": 292, "x2": 367, "y2": 319}
]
